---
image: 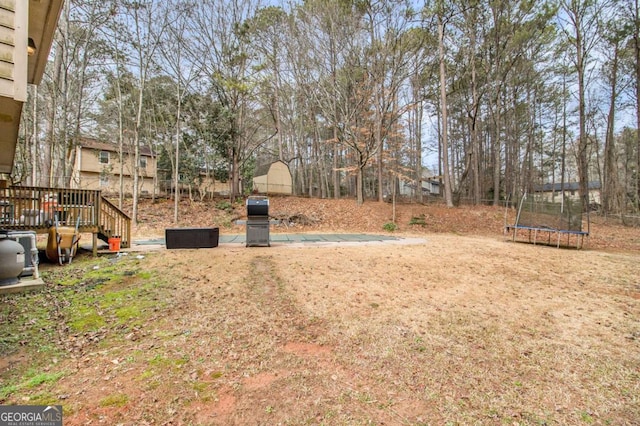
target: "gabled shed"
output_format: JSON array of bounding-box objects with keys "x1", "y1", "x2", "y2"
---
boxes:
[{"x1": 252, "y1": 160, "x2": 292, "y2": 195}]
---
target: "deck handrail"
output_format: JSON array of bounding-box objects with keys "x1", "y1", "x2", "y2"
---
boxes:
[
  {"x1": 99, "y1": 197, "x2": 131, "y2": 248},
  {"x1": 0, "y1": 186, "x2": 131, "y2": 249},
  {"x1": 0, "y1": 186, "x2": 100, "y2": 230}
]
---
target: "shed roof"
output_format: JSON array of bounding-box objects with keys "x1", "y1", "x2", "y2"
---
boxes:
[{"x1": 254, "y1": 160, "x2": 288, "y2": 177}]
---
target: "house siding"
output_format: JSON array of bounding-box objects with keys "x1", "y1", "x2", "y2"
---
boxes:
[
  {"x1": 72, "y1": 142, "x2": 157, "y2": 195},
  {"x1": 536, "y1": 182, "x2": 601, "y2": 205},
  {"x1": 197, "y1": 177, "x2": 230, "y2": 196},
  {"x1": 74, "y1": 172, "x2": 155, "y2": 195},
  {"x1": 0, "y1": 0, "x2": 27, "y2": 102}
]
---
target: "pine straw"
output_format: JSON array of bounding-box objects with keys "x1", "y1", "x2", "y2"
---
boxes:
[{"x1": 129, "y1": 196, "x2": 640, "y2": 251}]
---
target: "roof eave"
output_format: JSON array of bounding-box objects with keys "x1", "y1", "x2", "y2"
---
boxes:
[{"x1": 28, "y1": 0, "x2": 65, "y2": 85}]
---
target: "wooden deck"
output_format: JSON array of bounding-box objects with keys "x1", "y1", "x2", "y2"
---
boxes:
[{"x1": 0, "y1": 186, "x2": 131, "y2": 254}]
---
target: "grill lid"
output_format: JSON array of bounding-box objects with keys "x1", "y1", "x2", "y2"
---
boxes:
[{"x1": 246, "y1": 196, "x2": 269, "y2": 217}]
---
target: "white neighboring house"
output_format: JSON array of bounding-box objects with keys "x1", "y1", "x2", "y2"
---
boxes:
[
  {"x1": 399, "y1": 169, "x2": 440, "y2": 197},
  {"x1": 535, "y1": 181, "x2": 601, "y2": 205}
]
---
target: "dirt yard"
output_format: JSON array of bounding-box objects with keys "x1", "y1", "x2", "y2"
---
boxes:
[{"x1": 1, "y1": 197, "x2": 639, "y2": 425}]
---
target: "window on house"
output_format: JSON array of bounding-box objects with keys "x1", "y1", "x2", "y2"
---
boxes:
[
  {"x1": 99, "y1": 174, "x2": 109, "y2": 187},
  {"x1": 99, "y1": 151, "x2": 109, "y2": 164},
  {"x1": 139, "y1": 157, "x2": 147, "y2": 169}
]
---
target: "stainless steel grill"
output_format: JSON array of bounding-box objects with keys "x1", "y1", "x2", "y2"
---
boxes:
[{"x1": 246, "y1": 196, "x2": 270, "y2": 247}]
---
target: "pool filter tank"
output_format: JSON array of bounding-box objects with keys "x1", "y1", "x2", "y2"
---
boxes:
[{"x1": 0, "y1": 230, "x2": 25, "y2": 286}]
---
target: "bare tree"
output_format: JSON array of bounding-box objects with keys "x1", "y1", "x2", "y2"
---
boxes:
[
  {"x1": 560, "y1": 0, "x2": 608, "y2": 211},
  {"x1": 157, "y1": 0, "x2": 201, "y2": 222},
  {"x1": 436, "y1": 2, "x2": 454, "y2": 207},
  {"x1": 118, "y1": 0, "x2": 170, "y2": 223},
  {"x1": 188, "y1": 0, "x2": 266, "y2": 199}
]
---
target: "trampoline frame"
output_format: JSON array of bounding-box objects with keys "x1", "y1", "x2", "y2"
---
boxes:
[{"x1": 504, "y1": 193, "x2": 590, "y2": 249}]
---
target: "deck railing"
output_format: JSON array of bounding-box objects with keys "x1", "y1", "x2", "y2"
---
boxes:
[
  {"x1": 0, "y1": 186, "x2": 131, "y2": 249},
  {"x1": 99, "y1": 197, "x2": 131, "y2": 248},
  {"x1": 0, "y1": 186, "x2": 100, "y2": 230}
]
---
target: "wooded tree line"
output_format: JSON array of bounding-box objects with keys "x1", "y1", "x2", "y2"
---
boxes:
[{"x1": 11, "y1": 0, "x2": 640, "y2": 221}]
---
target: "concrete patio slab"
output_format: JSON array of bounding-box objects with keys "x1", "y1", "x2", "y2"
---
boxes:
[{"x1": 129, "y1": 233, "x2": 424, "y2": 250}]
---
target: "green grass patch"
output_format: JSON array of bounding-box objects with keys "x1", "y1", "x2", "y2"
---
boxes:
[
  {"x1": 174, "y1": 356, "x2": 190, "y2": 367},
  {"x1": 115, "y1": 305, "x2": 141, "y2": 322},
  {"x1": 24, "y1": 391, "x2": 60, "y2": 406},
  {"x1": 24, "y1": 371, "x2": 65, "y2": 388},
  {"x1": 139, "y1": 370, "x2": 154, "y2": 381},
  {"x1": 0, "y1": 370, "x2": 64, "y2": 402},
  {"x1": 0, "y1": 295, "x2": 59, "y2": 358},
  {"x1": 383, "y1": 222, "x2": 398, "y2": 232},
  {"x1": 409, "y1": 214, "x2": 427, "y2": 226},
  {"x1": 148, "y1": 354, "x2": 170, "y2": 367},
  {"x1": 68, "y1": 306, "x2": 106, "y2": 332},
  {"x1": 148, "y1": 354, "x2": 190, "y2": 370},
  {"x1": 99, "y1": 393, "x2": 129, "y2": 407},
  {"x1": 1, "y1": 253, "x2": 170, "y2": 404},
  {"x1": 191, "y1": 382, "x2": 215, "y2": 402},
  {"x1": 215, "y1": 200, "x2": 233, "y2": 212},
  {"x1": 137, "y1": 271, "x2": 152, "y2": 280},
  {"x1": 0, "y1": 384, "x2": 18, "y2": 400},
  {"x1": 56, "y1": 277, "x2": 83, "y2": 287}
]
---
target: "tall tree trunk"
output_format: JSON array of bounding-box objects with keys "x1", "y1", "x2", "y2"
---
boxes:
[
  {"x1": 274, "y1": 51, "x2": 284, "y2": 162},
  {"x1": 231, "y1": 100, "x2": 245, "y2": 199},
  {"x1": 412, "y1": 76, "x2": 423, "y2": 203},
  {"x1": 576, "y1": 20, "x2": 589, "y2": 212},
  {"x1": 59, "y1": 1, "x2": 70, "y2": 187},
  {"x1": 438, "y1": 15, "x2": 454, "y2": 208},
  {"x1": 231, "y1": 147, "x2": 241, "y2": 200},
  {"x1": 67, "y1": 35, "x2": 92, "y2": 187},
  {"x1": 132, "y1": 85, "x2": 143, "y2": 224},
  {"x1": 603, "y1": 41, "x2": 621, "y2": 213},
  {"x1": 174, "y1": 83, "x2": 181, "y2": 223},
  {"x1": 635, "y1": 0, "x2": 640, "y2": 210},
  {"x1": 115, "y1": 68, "x2": 125, "y2": 210},
  {"x1": 47, "y1": 24, "x2": 66, "y2": 187},
  {"x1": 376, "y1": 103, "x2": 384, "y2": 202},
  {"x1": 333, "y1": 135, "x2": 339, "y2": 198},
  {"x1": 31, "y1": 85, "x2": 38, "y2": 186},
  {"x1": 470, "y1": 25, "x2": 481, "y2": 204},
  {"x1": 561, "y1": 69, "x2": 568, "y2": 200},
  {"x1": 330, "y1": 32, "x2": 340, "y2": 199},
  {"x1": 356, "y1": 164, "x2": 364, "y2": 205},
  {"x1": 491, "y1": 92, "x2": 502, "y2": 205}
]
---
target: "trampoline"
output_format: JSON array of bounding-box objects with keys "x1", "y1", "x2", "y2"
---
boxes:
[{"x1": 505, "y1": 193, "x2": 589, "y2": 249}]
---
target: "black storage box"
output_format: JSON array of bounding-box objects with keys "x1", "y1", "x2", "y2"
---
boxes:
[{"x1": 165, "y1": 227, "x2": 219, "y2": 249}]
